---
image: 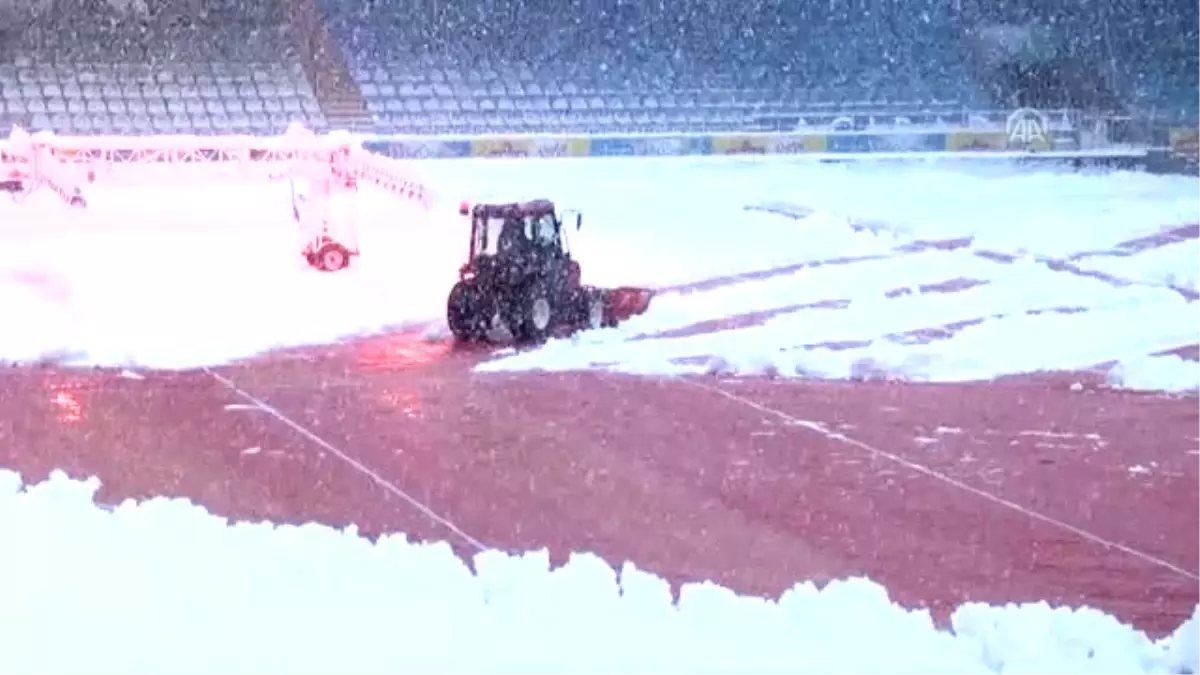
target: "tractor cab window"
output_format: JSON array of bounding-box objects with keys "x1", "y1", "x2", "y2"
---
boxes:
[
  {"x1": 483, "y1": 216, "x2": 508, "y2": 253},
  {"x1": 497, "y1": 215, "x2": 533, "y2": 255},
  {"x1": 531, "y1": 214, "x2": 557, "y2": 245}
]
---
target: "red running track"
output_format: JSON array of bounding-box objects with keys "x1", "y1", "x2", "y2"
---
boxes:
[{"x1": 1, "y1": 330, "x2": 1195, "y2": 636}]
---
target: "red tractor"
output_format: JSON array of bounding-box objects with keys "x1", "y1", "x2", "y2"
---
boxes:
[{"x1": 447, "y1": 200, "x2": 653, "y2": 343}]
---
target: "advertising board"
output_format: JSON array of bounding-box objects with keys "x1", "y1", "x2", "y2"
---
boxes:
[
  {"x1": 469, "y1": 137, "x2": 590, "y2": 157},
  {"x1": 709, "y1": 133, "x2": 825, "y2": 154}
]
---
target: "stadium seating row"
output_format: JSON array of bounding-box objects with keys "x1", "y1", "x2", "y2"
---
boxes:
[
  {"x1": 0, "y1": 59, "x2": 325, "y2": 134},
  {"x1": 0, "y1": 0, "x2": 1193, "y2": 137}
]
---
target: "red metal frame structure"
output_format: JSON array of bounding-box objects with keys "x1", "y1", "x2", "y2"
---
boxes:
[
  {"x1": 0, "y1": 124, "x2": 433, "y2": 269},
  {"x1": 0, "y1": 123, "x2": 432, "y2": 210}
]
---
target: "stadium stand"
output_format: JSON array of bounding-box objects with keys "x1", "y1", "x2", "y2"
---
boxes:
[
  {"x1": 0, "y1": 0, "x2": 329, "y2": 135},
  {"x1": 0, "y1": 0, "x2": 1193, "y2": 137},
  {"x1": 316, "y1": 0, "x2": 992, "y2": 135},
  {"x1": 956, "y1": 0, "x2": 1198, "y2": 124}
]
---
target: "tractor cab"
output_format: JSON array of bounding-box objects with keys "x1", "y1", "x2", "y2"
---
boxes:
[{"x1": 459, "y1": 199, "x2": 581, "y2": 270}]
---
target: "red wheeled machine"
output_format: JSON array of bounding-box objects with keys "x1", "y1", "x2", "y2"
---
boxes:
[
  {"x1": 0, "y1": 127, "x2": 91, "y2": 207},
  {"x1": 289, "y1": 141, "x2": 360, "y2": 273},
  {"x1": 291, "y1": 175, "x2": 358, "y2": 272},
  {"x1": 281, "y1": 124, "x2": 428, "y2": 272},
  {"x1": 447, "y1": 199, "x2": 654, "y2": 343}
]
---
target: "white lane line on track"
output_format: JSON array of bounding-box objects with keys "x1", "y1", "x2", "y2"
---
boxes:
[
  {"x1": 204, "y1": 367, "x2": 492, "y2": 553},
  {"x1": 684, "y1": 377, "x2": 1200, "y2": 582}
]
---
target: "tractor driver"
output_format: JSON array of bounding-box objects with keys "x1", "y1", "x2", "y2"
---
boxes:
[
  {"x1": 498, "y1": 214, "x2": 532, "y2": 260},
  {"x1": 533, "y1": 213, "x2": 556, "y2": 245},
  {"x1": 531, "y1": 213, "x2": 561, "y2": 262}
]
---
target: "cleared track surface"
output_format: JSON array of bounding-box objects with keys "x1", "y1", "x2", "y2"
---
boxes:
[{"x1": 2, "y1": 330, "x2": 1195, "y2": 636}]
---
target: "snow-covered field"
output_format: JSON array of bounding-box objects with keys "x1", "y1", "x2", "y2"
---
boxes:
[
  {"x1": 2, "y1": 470, "x2": 1197, "y2": 674},
  {"x1": 448, "y1": 159, "x2": 1200, "y2": 390},
  {"x1": 1, "y1": 157, "x2": 1196, "y2": 388},
  {"x1": 0, "y1": 179, "x2": 459, "y2": 368},
  {"x1": 0, "y1": 156, "x2": 1198, "y2": 673}
]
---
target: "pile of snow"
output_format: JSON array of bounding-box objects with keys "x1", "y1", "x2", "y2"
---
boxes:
[
  {"x1": 1, "y1": 470, "x2": 1196, "y2": 674},
  {"x1": 1072, "y1": 239, "x2": 1200, "y2": 295},
  {"x1": 1106, "y1": 354, "x2": 1200, "y2": 393}
]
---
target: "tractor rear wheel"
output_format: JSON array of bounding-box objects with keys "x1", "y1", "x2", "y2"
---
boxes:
[
  {"x1": 515, "y1": 281, "x2": 556, "y2": 343},
  {"x1": 447, "y1": 281, "x2": 492, "y2": 341}
]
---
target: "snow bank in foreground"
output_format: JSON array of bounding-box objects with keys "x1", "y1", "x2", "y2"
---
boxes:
[
  {"x1": 1107, "y1": 354, "x2": 1200, "y2": 393},
  {"x1": 0, "y1": 470, "x2": 1196, "y2": 674}
]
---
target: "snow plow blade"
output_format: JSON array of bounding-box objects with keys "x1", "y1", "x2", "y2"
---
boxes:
[{"x1": 605, "y1": 287, "x2": 655, "y2": 324}]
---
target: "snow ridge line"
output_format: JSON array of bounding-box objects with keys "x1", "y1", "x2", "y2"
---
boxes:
[
  {"x1": 728, "y1": 207, "x2": 1197, "y2": 300},
  {"x1": 686, "y1": 377, "x2": 1200, "y2": 582},
  {"x1": 203, "y1": 367, "x2": 492, "y2": 553}
]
